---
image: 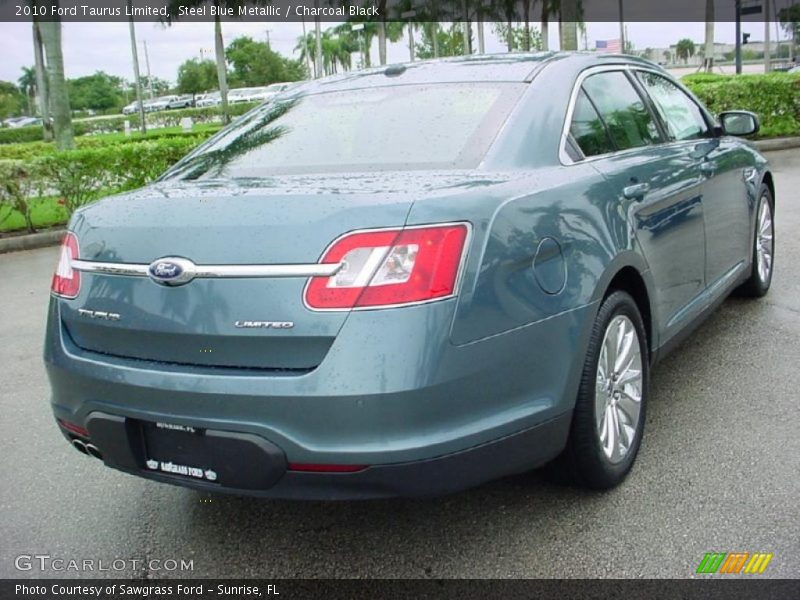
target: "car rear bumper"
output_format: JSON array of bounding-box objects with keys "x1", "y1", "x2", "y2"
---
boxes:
[
  {"x1": 45, "y1": 297, "x2": 595, "y2": 498},
  {"x1": 58, "y1": 410, "x2": 570, "y2": 499}
]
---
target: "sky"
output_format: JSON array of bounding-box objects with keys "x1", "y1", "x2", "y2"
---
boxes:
[{"x1": 0, "y1": 20, "x2": 790, "y2": 86}]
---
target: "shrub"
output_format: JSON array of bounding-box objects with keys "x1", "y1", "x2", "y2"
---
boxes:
[
  {"x1": 0, "y1": 160, "x2": 44, "y2": 233},
  {"x1": 33, "y1": 135, "x2": 208, "y2": 215},
  {"x1": 684, "y1": 72, "x2": 800, "y2": 138},
  {"x1": 0, "y1": 125, "x2": 219, "y2": 161}
]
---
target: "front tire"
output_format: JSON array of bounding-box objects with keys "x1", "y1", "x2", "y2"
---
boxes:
[
  {"x1": 560, "y1": 291, "x2": 649, "y2": 490},
  {"x1": 738, "y1": 185, "x2": 775, "y2": 298}
]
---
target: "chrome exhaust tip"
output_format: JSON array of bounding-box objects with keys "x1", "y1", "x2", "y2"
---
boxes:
[
  {"x1": 85, "y1": 443, "x2": 103, "y2": 460},
  {"x1": 72, "y1": 439, "x2": 89, "y2": 455}
]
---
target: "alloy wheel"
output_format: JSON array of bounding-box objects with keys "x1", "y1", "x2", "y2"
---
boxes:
[
  {"x1": 756, "y1": 196, "x2": 774, "y2": 284},
  {"x1": 595, "y1": 315, "x2": 643, "y2": 464}
]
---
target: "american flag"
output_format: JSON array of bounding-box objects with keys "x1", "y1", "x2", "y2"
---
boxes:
[{"x1": 596, "y1": 39, "x2": 622, "y2": 54}]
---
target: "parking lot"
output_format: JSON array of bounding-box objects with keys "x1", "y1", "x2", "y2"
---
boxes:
[{"x1": 0, "y1": 149, "x2": 798, "y2": 579}]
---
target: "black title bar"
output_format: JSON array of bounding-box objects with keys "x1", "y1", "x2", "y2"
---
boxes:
[{"x1": 2, "y1": 0, "x2": 797, "y2": 23}]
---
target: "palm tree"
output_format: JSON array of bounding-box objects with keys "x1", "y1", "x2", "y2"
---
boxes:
[
  {"x1": 31, "y1": 14, "x2": 53, "y2": 141},
  {"x1": 541, "y1": 0, "x2": 556, "y2": 50},
  {"x1": 166, "y1": 0, "x2": 269, "y2": 124},
  {"x1": 36, "y1": 15, "x2": 73, "y2": 150},
  {"x1": 296, "y1": 28, "x2": 358, "y2": 77},
  {"x1": 675, "y1": 38, "x2": 696, "y2": 64},
  {"x1": 559, "y1": 0, "x2": 580, "y2": 51},
  {"x1": 18, "y1": 67, "x2": 37, "y2": 115},
  {"x1": 127, "y1": 0, "x2": 147, "y2": 134},
  {"x1": 522, "y1": 0, "x2": 534, "y2": 52},
  {"x1": 703, "y1": 0, "x2": 715, "y2": 72}
]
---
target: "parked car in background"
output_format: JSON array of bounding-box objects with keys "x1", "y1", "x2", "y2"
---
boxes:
[
  {"x1": 143, "y1": 95, "x2": 179, "y2": 113},
  {"x1": 195, "y1": 91, "x2": 221, "y2": 108},
  {"x1": 6, "y1": 116, "x2": 42, "y2": 128},
  {"x1": 264, "y1": 82, "x2": 294, "y2": 95},
  {"x1": 122, "y1": 101, "x2": 140, "y2": 115},
  {"x1": 228, "y1": 87, "x2": 270, "y2": 104},
  {"x1": 167, "y1": 95, "x2": 195, "y2": 110},
  {"x1": 45, "y1": 53, "x2": 775, "y2": 499}
]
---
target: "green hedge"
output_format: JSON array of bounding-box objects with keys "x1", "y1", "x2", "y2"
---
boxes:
[
  {"x1": 683, "y1": 72, "x2": 800, "y2": 138},
  {"x1": 0, "y1": 125, "x2": 220, "y2": 161},
  {"x1": 0, "y1": 102, "x2": 256, "y2": 144},
  {"x1": 0, "y1": 135, "x2": 208, "y2": 225}
]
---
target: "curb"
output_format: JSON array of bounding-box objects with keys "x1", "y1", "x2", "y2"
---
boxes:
[
  {"x1": 754, "y1": 137, "x2": 800, "y2": 152},
  {"x1": 0, "y1": 228, "x2": 65, "y2": 255}
]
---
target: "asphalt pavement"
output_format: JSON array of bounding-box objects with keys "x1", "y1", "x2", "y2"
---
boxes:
[{"x1": 1, "y1": 150, "x2": 798, "y2": 579}]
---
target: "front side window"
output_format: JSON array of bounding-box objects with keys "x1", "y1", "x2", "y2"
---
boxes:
[
  {"x1": 582, "y1": 71, "x2": 661, "y2": 152},
  {"x1": 636, "y1": 71, "x2": 710, "y2": 141},
  {"x1": 161, "y1": 83, "x2": 524, "y2": 179}
]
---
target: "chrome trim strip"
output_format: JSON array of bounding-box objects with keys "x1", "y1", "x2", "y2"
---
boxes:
[
  {"x1": 71, "y1": 260, "x2": 150, "y2": 277},
  {"x1": 71, "y1": 259, "x2": 341, "y2": 279}
]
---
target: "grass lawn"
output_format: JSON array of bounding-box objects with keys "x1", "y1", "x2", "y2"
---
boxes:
[{"x1": 0, "y1": 196, "x2": 69, "y2": 234}]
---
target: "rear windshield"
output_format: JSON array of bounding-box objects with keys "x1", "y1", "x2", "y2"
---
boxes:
[{"x1": 160, "y1": 83, "x2": 523, "y2": 179}]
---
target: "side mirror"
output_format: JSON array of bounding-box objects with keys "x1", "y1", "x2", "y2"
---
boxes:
[{"x1": 719, "y1": 111, "x2": 760, "y2": 137}]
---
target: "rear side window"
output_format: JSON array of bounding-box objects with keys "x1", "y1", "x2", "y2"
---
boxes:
[
  {"x1": 636, "y1": 71, "x2": 710, "y2": 141},
  {"x1": 569, "y1": 89, "x2": 615, "y2": 157},
  {"x1": 582, "y1": 71, "x2": 661, "y2": 152}
]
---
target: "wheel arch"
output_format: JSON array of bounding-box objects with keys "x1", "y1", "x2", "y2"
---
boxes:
[
  {"x1": 591, "y1": 254, "x2": 657, "y2": 358},
  {"x1": 762, "y1": 171, "x2": 775, "y2": 207}
]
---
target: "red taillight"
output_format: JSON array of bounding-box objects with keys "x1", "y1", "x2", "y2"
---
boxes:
[
  {"x1": 287, "y1": 463, "x2": 368, "y2": 473},
  {"x1": 57, "y1": 418, "x2": 89, "y2": 438},
  {"x1": 304, "y1": 223, "x2": 469, "y2": 310},
  {"x1": 51, "y1": 232, "x2": 81, "y2": 299}
]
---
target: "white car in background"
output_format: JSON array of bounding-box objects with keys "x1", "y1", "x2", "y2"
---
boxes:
[
  {"x1": 5, "y1": 116, "x2": 42, "y2": 128},
  {"x1": 143, "y1": 95, "x2": 179, "y2": 113},
  {"x1": 121, "y1": 101, "x2": 140, "y2": 115},
  {"x1": 228, "y1": 87, "x2": 270, "y2": 104},
  {"x1": 196, "y1": 91, "x2": 221, "y2": 108}
]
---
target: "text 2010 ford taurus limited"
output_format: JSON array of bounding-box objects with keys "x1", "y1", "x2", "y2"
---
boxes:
[{"x1": 45, "y1": 53, "x2": 775, "y2": 498}]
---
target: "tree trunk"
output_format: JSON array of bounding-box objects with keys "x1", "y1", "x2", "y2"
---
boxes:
[
  {"x1": 523, "y1": 1, "x2": 531, "y2": 52},
  {"x1": 128, "y1": 2, "x2": 147, "y2": 134},
  {"x1": 214, "y1": 13, "x2": 230, "y2": 124},
  {"x1": 377, "y1": 22, "x2": 387, "y2": 65},
  {"x1": 506, "y1": 17, "x2": 513, "y2": 52},
  {"x1": 314, "y1": 17, "x2": 323, "y2": 78},
  {"x1": 37, "y1": 18, "x2": 73, "y2": 150},
  {"x1": 32, "y1": 20, "x2": 53, "y2": 141},
  {"x1": 703, "y1": 0, "x2": 715, "y2": 72},
  {"x1": 541, "y1": 3, "x2": 550, "y2": 51},
  {"x1": 559, "y1": 0, "x2": 579, "y2": 51},
  {"x1": 432, "y1": 23, "x2": 439, "y2": 58}
]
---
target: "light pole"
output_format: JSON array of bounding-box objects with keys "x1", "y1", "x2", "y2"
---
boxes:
[{"x1": 142, "y1": 40, "x2": 154, "y2": 98}]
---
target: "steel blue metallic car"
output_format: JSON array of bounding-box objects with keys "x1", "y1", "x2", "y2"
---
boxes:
[{"x1": 45, "y1": 53, "x2": 775, "y2": 498}]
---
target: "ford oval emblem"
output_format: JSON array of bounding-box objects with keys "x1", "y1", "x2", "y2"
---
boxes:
[{"x1": 147, "y1": 257, "x2": 195, "y2": 286}]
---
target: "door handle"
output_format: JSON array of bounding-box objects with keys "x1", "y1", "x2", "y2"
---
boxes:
[
  {"x1": 700, "y1": 161, "x2": 717, "y2": 176},
  {"x1": 623, "y1": 182, "x2": 650, "y2": 199}
]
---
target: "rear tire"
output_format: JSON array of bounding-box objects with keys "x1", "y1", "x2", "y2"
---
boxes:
[
  {"x1": 738, "y1": 185, "x2": 774, "y2": 298},
  {"x1": 559, "y1": 290, "x2": 649, "y2": 490}
]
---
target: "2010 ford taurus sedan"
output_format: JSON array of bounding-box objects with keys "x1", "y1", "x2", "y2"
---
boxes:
[{"x1": 45, "y1": 52, "x2": 775, "y2": 498}]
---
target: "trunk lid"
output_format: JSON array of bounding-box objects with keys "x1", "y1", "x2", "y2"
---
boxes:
[{"x1": 62, "y1": 172, "x2": 500, "y2": 371}]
